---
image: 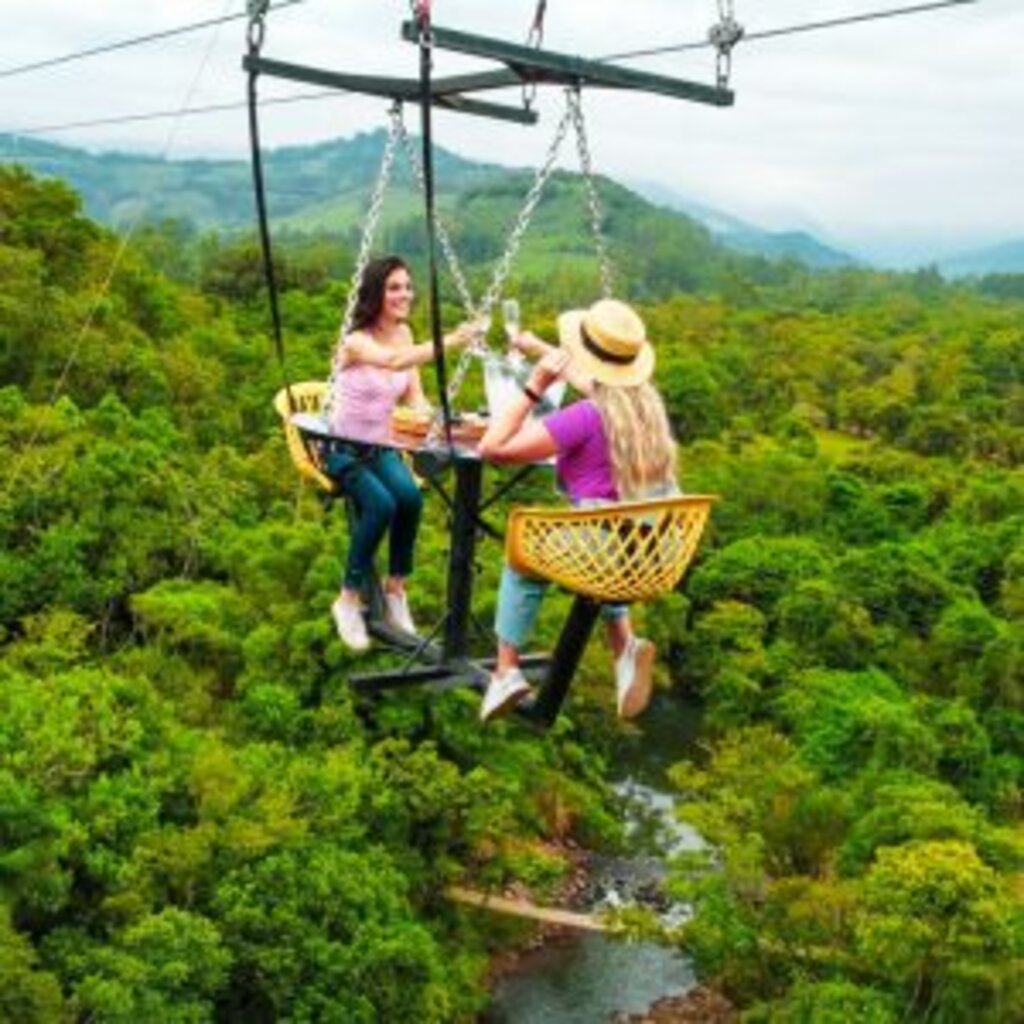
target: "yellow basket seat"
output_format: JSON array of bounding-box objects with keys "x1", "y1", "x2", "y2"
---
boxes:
[
  {"x1": 273, "y1": 381, "x2": 336, "y2": 493},
  {"x1": 506, "y1": 495, "x2": 715, "y2": 603},
  {"x1": 273, "y1": 381, "x2": 424, "y2": 493}
]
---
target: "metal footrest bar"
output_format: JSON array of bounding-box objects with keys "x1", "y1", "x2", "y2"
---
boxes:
[
  {"x1": 349, "y1": 652, "x2": 551, "y2": 696},
  {"x1": 396, "y1": 611, "x2": 449, "y2": 675},
  {"x1": 366, "y1": 617, "x2": 443, "y2": 661},
  {"x1": 475, "y1": 652, "x2": 551, "y2": 675},
  {"x1": 349, "y1": 662, "x2": 471, "y2": 693}
]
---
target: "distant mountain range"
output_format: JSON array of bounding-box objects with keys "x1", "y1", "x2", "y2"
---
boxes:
[
  {"x1": 628, "y1": 181, "x2": 860, "y2": 271},
  {"x1": 937, "y1": 239, "x2": 1024, "y2": 278},
  {"x1": 2, "y1": 131, "x2": 1021, "y2": 278},
  {"x1": 630, "y1": 180, "x2": 1024, "y2": 278},
  {"x1": 0, "y1": 131, "x2": 501, "y2": 231}
]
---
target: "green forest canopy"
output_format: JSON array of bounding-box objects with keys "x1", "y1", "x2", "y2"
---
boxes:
[{"x1": 0, "y1": 165, "x2": 1021, "y2": 1022}]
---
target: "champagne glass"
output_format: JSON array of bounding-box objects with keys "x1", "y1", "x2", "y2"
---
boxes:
[
  {"x1": 472, "y1": 311, "x2": 491, "y2": 353},
  {"x1": 502, "y1": 298, "x2": 520, "y2": 340},
  {"x1": 501, "y1": 298, "x2": 525, "y2": 371}
]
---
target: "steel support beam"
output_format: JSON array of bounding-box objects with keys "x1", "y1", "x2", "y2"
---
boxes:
[
  {"x1": 243, "y1": 54, "x2": 538, "y2": 124},
  {"x1": 401, "y1": 23, "x2": 733, "y2": 107}
]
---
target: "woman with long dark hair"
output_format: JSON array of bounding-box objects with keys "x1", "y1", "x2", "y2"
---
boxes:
[{"x1": 327, "y1": 255, "x2": 471, "y2": 650}]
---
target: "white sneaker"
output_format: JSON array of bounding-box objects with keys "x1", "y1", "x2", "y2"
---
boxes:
[
  {"x1": 332, "y1": 597, "x2": 369, "y2": 652},
  {"x1": 480, "y1": 667, "x2": 532, "y2": 723},
  {"x1": 384, "y1": 591, "x2": 417, "y2": 635},
  {"x1": 615, "y1": 637, "x2": 655, "y2": 719}
]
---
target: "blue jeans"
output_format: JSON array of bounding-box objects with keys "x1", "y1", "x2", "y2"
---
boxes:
[
  {"x1": 495, "y1": 564, "x2": 627, "y2": 651},
  {"x1": 325, "y1": 446, "x2": 423, "y2": 591}
]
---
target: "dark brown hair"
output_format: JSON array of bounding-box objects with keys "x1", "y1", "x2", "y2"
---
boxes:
[{"x1": 350, "y1": 255, "x2": 411, "y2": 331}]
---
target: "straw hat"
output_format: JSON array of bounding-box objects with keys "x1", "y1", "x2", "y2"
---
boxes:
[{"x1": 557, "y1": 298, "x2": 654, "y2": 388}]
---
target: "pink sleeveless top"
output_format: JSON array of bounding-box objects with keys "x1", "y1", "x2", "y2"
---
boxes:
[{"x1": 331, "y1": 355, "x2": 411, "y2": 444}]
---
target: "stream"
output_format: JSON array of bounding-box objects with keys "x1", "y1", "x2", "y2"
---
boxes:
[{"x1": 482, "y1": 693, "x2": 705, "y2": 1023}]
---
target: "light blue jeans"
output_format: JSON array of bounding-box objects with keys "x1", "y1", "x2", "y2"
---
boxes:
[
  {"x1": 494, "y1": 564, "x2": 627, "y2": 650},
  {"x1": 494, "y1": 484, "x2": 685, "y2": 649}
]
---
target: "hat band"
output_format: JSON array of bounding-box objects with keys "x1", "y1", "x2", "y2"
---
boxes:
[{"x1": 581, "y1": 324, "x2": 637, "y2": 366}]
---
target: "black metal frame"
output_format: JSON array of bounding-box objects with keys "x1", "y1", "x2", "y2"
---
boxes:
[
  {"x1": 251, "y1": 16, "x2": 730, "y2": 727},
  {"x1": 335, "y1": 447, "x2": 617, "y2": 730},
  {"x1": 242, "y1": 54, "x2": 539, "y2": 124},
  {"x1": 341, "y1": 454, "x2": 562, "y2": 709},
  {"x1": 400, "y1": 22, "x2": 733, "y2": 108}
]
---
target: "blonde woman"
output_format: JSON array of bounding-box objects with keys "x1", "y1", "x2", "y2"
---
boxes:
[{"x1": 478, "y1": 299, "x2": 678, "y2": 722}]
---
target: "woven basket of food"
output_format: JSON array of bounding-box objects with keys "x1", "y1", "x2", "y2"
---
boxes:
[
  {"x1": 390, "y1": 406, "x2": 434, "y2": 437},
  {"x1": 449, "y1": 412, "x2": 489, "y2": 441}
]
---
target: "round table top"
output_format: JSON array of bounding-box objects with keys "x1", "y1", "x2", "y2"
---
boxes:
[{"x1": 291, "y1": 411, "x2": 485, "y2": 460}]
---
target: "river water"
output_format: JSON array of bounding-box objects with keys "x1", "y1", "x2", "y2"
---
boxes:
[{"x1": 483, "y1": 693, "x2": 704, "y2": 1023}]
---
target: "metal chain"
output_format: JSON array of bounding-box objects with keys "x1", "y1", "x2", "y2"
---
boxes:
[
  {"x1": 421, "y1": 98, "x2": 575, "y2": 435},
  {"x1": 709, "y1": 0, "x2": 744, "y2": 89},
  {"x1": 324, "y1": 103, "x2": 403, "y2": 419},
  {"x1": 477, "y1": 97, "x2": 574, "y2": 319},
  {"x1": 527, "y1": 0, "x2": 548, "y2": 44},
  {"x1": 521, "y1": 0, "x2": 548, "y2": 109},
  {"x1": 396, "y1": 114, "x2": 484, "y2": 441},
  {"x1": 246, "y1": 0, "x2": 269, "y2": 51},
  {"x1": 568, "y1": 89, "x2": 615, "y2": 298},
  {"x1": 395, "y1": 117, "x2": 478, "y2": 318},
  {"x1": 338, "y1": 104, "x2": 403, "y2": 338}
]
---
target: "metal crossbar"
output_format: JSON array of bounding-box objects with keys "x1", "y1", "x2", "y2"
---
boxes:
[
  {"x1": 399, "y1": 23, "x2": 733, "y2": 107},
  {"x1": 242, "y1": 55, "x2": 539, "y2": 124}
]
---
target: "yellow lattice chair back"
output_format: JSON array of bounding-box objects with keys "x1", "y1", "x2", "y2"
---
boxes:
[
  {"x1": 273, "y1": 381, "x2": 336, "y2": 493},
  {"x1": 506, "y1": 495, "x2": 716, "y2": 603},
  {"x1": 273, "y1": 381, "x2": 425, "y2": 494}
]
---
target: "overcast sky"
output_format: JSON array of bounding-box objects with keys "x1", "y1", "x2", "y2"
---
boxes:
[{"x1": 2, "y1": 0, "x2": 1021, "y2": 260}]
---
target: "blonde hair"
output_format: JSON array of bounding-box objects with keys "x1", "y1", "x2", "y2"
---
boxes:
[{"x1": 591, "y1": 382, "x2": 678, "y2": 499}]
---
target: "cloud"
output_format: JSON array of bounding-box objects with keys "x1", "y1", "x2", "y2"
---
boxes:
[{"x1": 2, "y1": 0, "x2": 1020, "y2": 252}]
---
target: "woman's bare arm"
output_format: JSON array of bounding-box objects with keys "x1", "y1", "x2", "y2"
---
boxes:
[
  {"x1": 341, "y1": 323, "x2": 473, "y2": 372},
  {"x1": 401, "y1": 366, "x2": 429, "y2": 409},
  {"x1": 479, "y1": 415, "x2": 557, "y2": 464},
  {"x1": 478, "y1": 348, "x2": 568, "y2": 463},
  {"x1": 512, "y1": 331, "x2": 593, "y2": 396}
]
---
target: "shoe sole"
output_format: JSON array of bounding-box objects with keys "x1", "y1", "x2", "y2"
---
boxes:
[
  {"x1": 480, "y1": 684, "x2": 532, "y2": 723},
  {"x1": 619, "y1": 641, "x2": 655, "y2": 720}
]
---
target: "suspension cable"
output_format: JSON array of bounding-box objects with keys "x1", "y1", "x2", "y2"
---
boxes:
[
  {"x1": 6, "y1": 1, "x2": 975, "y2": 142},
  {"x1": 601, "y1": 0, "x2": 976, "y2": 63},
  {"x1": 3, "y1": 89, "x2": 346, "y2": 139},
  {"x1": 0, "y1": 0, "x2": 304, "y2": 80},
  {"x1": 2, "y1": 0, "x2": 237, "y2": 499},
  {"x1": 709, "y1": 0, "x2": 744, "y2": 89}
]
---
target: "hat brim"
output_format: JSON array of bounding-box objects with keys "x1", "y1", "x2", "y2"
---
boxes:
[{"x1": 557, "y1": 310, "x2": 655, "y2": 388}]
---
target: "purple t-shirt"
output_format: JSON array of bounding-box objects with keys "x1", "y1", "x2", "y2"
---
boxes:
[{"x1": 542, "y1": 400, "x2": 618, "y2": 502}]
